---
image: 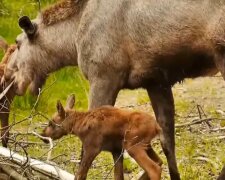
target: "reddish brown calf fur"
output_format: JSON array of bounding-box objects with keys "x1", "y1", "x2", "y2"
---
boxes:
[
  {"x1": 0, "y1": 41, "x2": 16, "y2": 147},
  {"x1": 42, "y1": 95, "x2": 162, "y2": 180}
]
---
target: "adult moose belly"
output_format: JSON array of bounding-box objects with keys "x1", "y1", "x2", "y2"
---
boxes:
[{"x1": 126, "y1": 45, "x2": 218, "y2": 89}]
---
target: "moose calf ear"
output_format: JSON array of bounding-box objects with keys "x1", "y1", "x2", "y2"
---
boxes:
[
  {"x1": 57, "y1": 100, "x2": 65, "y2": 118},
  {"x1": 65, "y1": 94, "x2": 75, "y2": 109},
  {"x1": 19, "y1": 16, "x2": 37, "y2": 38}
]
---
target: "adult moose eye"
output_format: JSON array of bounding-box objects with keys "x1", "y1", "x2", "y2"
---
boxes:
[{"x1": 15, "y1": 39, "x2": 21, "y2": 49}]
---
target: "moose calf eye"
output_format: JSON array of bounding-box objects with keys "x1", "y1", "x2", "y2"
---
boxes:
[
  {"x1": 15, "y1": 39, "x2": 21, "y2": 49},
  {"x1": 49, "y1": 121, "x2": 53, "y2": 126}
]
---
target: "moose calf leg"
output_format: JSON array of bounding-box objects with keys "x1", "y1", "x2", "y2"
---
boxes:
[
  {"x1": 112, "y1": 152, "x2": 124, "y2": 180},
  {"x1": 146, "y1": 146, "x2": 163, "y2": 166},
  {"x1": 126, "y1": 146, "x2": 161, "y2": 180},
  {"x1": 138, "y1": 147, "x2": 162, "y2": 180},
  {"x1": 75, "y1": 147, "x2": 100, "y2": 180},
  {"x1": 147, "y1": 86, "x2": 180, "y2": 180}
]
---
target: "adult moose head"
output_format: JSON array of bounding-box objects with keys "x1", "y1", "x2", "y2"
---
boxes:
[
  {"x1": 4, "y1": 0, "x2": 80, "y2": 95},
  {"x1": 4, "y1": 0, "x2": 225, "y2": 179}
]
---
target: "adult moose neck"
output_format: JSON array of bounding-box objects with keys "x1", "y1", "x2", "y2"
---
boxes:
[{"x1": 37, "y1": 0, "x2": 88, "y2": 72}]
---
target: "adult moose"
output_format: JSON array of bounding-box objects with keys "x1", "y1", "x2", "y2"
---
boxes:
[{"x1": 3, "y1": 0, "x2": 225, "y2": 179}]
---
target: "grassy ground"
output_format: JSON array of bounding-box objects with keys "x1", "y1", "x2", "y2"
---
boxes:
[{"x1": 1, "y1": 1, "x2": 225, "y2": 180}]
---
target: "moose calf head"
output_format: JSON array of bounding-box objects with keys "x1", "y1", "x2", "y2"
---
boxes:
[{"x1": 41, "y1": 95, "x2": 75, "y2": 141}]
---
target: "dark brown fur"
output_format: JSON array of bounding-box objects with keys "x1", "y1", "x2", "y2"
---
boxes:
[{"x1": 42, "y1": 95, "x2": 162, "y2": 180}]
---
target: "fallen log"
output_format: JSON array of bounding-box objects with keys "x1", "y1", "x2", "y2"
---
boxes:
[{"x1": 0, "y1": 146, "x2": 75, "y2": 180}]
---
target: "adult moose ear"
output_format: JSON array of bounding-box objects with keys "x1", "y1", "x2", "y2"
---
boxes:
[
  {"x1": 57, "y1": 100, "x2": 65, "y2": 118},
  {"x1": 65, "y1": 94, "x2": 75, "y2": 110},
  {"x1": 19, "y1": 16, "x2": 37, "y2": 38}
]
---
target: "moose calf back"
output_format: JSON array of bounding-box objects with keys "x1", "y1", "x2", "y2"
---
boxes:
[{"x1": 92, "y1": 106, "x2": 161, "y2": 150}]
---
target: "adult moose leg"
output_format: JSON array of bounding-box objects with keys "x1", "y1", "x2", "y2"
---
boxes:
[
  {"x1": 88, "y1": 77, "x2": 120, "y2": 109},
  {"x1": 147, "y1": 85, "x2": 180, "y2": 180},
  {"x1": 215, "y1": 60, "x2": 225, "y2": 180},
  {"x1": 214, "y1": 54, "x2": 225, "y2": 180}
]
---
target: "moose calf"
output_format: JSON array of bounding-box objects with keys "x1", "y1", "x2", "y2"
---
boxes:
[
  {"x1": 42, "y1": 95, "x2": 162, "y2": 180},
  {"x1": 0, "y1": 38, "x2": 16, "y2": 147}
]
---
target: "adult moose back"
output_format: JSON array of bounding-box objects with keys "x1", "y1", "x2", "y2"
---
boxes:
[{"x1": 3, "y1": 0, "x2": 225, "y2": 179}]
